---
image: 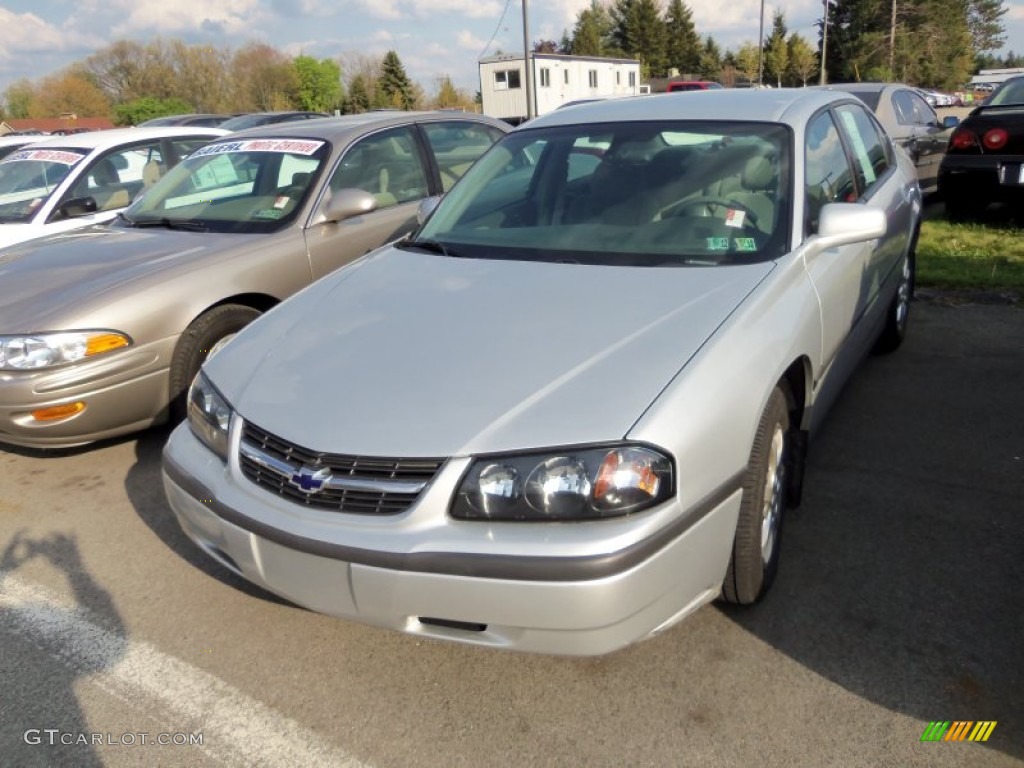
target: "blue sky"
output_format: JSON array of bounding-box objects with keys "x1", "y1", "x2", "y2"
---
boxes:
[{"x1": 1, "y1": 0, "x2": 1022, "y2": 99}]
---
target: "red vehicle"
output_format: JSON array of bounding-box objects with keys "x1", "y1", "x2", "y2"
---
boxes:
[{"x1": 666, "y1": 81, "x2": 724, "y2": 92}]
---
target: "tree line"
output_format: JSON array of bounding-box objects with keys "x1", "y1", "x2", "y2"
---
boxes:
[
  {"x1": 551, "y1": 0, "x2": 1013, "y2": 91},
  {"x1": 0, "y1": 40, "x2": 477, "y2": 123}
]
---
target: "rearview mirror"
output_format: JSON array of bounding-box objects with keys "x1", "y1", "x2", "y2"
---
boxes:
[
  {"x1": 55, "y1": 196, "x2": 98, "y2": 220},
  {"x1": 322, "y1": 188, "x2": 378, "y2": 223},
  {"x1": 417, "y1": 196, "x2": 440, "y2": 226}
]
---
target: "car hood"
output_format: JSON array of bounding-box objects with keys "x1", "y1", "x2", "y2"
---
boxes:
[
  {"x1": 210, "y1": 249, "x2": 773, "y2": 458},
  {"x1": 0, "y1": 225, "x2": 264, "y2": 329}
]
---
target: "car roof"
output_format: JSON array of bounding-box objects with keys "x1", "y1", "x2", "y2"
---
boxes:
[
  {"x1": 223, "y1": 111, "x2": 510, "y2": 143},
  {"x1": 0, "y1": 135, "x2": 37, "y2": 146},
  {"x1": 528, "y1": 88, "x2": 855, "y2": 129},
  {"x1": 17, "y1": 126, "x2": 229, "y2": 151}
]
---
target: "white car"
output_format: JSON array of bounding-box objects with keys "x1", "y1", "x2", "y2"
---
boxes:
[
  {"x1": 0, "y1": 127, "x2": 227, "y2": 250},
  {"x1": 0, "y1": 135, "x2": 42, "y2": 161}
]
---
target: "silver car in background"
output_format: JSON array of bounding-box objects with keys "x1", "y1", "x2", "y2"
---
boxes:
[
  {"x1": 0, "y1": 113, "x2": 508, "y2": 449},
  {"x1": 163, "y1": 90, "x2": 921, "y2": 656}
]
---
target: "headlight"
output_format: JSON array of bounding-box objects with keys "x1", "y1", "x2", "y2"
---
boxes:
[
  {"x1": 452, "y1": 445, "x2": 673, "y2": 521},
  {"x1": 188, "y1": 372, "x2": 233, "y2": 461},
  {"x1": 0, "y1": 331, "x2": 130, "y2": 370}
]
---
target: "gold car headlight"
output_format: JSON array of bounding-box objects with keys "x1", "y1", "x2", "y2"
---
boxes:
[{"x1": 0, "y1": 331, "x2": 131, "y2": 371}]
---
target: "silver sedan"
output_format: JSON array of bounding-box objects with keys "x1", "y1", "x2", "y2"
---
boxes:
[{"x1": 163, "y1": 90, "x2": 922, "y2": 656}]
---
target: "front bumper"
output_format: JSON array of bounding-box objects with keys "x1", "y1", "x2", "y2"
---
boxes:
[
  {"x1": 0, "y1": 336, "x2": 177, "y2": 449},
  {"x1": 162, "y1": 421, "x2": 744, "y2": 656}
]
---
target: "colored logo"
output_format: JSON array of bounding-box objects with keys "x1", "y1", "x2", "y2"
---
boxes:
[
  {"x1": 288, "y1": 466, "x2": 332, "y2": 494},
  {"x1": 921, "y1": 721, "x2": 997, "y2": 742}
]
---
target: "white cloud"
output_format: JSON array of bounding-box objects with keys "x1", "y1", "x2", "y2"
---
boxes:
[
  {"x1": 0, "y1": 9, "x2": 79, "y2": 60},
  {"x1": 91, "y1": 0, "x2": 267, "y2": 36},
  {"x1": 404, "y1": 0, "x2": 505, "y2": 19},
  {"x1": 456, "y1": 30, "x2": 488, "y2": 51}
]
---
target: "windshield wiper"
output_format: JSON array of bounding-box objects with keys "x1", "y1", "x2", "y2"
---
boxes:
[
  {"x1": 400, "y1": 239, "x2": 464, "y2": 258},
  {"x1": 129, "y1": 216, "x2": 209, "y2": 232}
]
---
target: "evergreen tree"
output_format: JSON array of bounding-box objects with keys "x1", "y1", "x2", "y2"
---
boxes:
[
  {"x1": 378, "y1": 50, "x2": 415, "y2": 110},
  {"x1": 698, "y1": 36, "x2": 723, "y2": 81},
  {"x1": 967, "y1": 0, "x2": 1007, "y2": 54},
  {"x1": 664, "y1": 0, "x2": 701, "y2": 75},
  {"x1": 610, "y1": 0, "x2": 667, "y2": 75},
  {"x1": 571, "y1": 1, "x2": 608, "y2": 56},
  {"x1": 559, "y1": 30, "x2": 574, "y2": 54}
]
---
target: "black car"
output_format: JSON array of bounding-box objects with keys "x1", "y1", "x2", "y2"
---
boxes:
[
  {"x1": 939, "y1": 75, "x2": 1024, "y2": 219},
  {"x1": 138, "y1": 113, "x2": 235, "y2": 127},
  {"x1": 217, "y1": 111, "x2": 330, "y2": 131}
]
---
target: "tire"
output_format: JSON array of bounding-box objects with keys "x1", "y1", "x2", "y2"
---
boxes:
[
  {"x1": 721, "y1": 386, "x2": 791, "y2": 605},
  {"x1": 168, "y1": 304, "x2": 261, "y2": 423},
  {"x1": 873, "y1": 252, "x2": 914, "y2": 354}
]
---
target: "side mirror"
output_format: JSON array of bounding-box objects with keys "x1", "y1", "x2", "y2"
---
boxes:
[
  {"x1": 417, "y1": 196, "x2": 440, "y2": 226},
  {"x1": 55, "y1": 196, "x2": 99, "y2": 220},
  {"x1": 811, "y1": 203, "x2": 887, "y2": 251},
  {"x1": 322, "y1": 188, "x2": 378, "y2": 223},
  {"x1": 942, "y1": 115, "x2": 960, "y2": 129}
]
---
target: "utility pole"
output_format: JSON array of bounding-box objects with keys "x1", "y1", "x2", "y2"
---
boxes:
[
  {"x1": 757, "y1": 0, "x2": 765, "y2": 86},
  {"x1": 819, "y1": 0, "x2": 829, "y2": 85},
  {"x1": 522, "y1": 0, "x2": 535, "y2": 120}
]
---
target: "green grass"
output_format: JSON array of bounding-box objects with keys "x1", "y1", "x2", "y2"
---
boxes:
[{"x1": 917, "y1": 216, "x2": 1024, "y2": 292}]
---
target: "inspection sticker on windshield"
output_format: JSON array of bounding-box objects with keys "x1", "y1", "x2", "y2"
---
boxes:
[
  {"x1": 190, "y1": 139, "x2": 325, "y2": 159},
  {"x1": 1, "y1": 149, "x2": 85, "y2": 165},
  {"x1": 734, "y1": 237, "x2": 757, "y2": 252},
  {"x1": 706, "y1": 237, "x2": 730, "y2": 251},
  {"x1": 724, "y1": 209, "x2": 745, "y2": 228}
]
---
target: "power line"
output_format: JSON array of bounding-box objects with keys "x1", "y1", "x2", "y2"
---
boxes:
[{"x1": 479, "y1": 0, "x2": 515, "y2": 60}]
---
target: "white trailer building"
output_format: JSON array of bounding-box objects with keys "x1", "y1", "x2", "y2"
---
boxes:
[{"x1": 479, "y1": 53, "x2": 644, "y2": 124}]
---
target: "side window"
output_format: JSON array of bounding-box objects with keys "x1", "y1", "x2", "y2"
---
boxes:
[
  {"x1": 67, "y1": 141, "x2": 163, "y2": 212},
  {"x1": 908, "y1": 93, "x2": 938, "y2": 126},
  {"x1": 422, "y1": 122, "x2": 503, "y2": 192},
  {"x1": 892, "y1": 91, "x2": 917, "y2": 125},
  {"x1": 805, "y1": 111, "x2": 856, "y2": 234},
  {"x1": 328, "y1": 127, "x2": 429, "y2": 208},
  {"x1": 835, "y1": 104, "x2": 891, "y2": 195}
]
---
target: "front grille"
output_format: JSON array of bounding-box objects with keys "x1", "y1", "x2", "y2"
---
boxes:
[{"x1": 239, "y1": 421, "x2": 446, "y2": 515}]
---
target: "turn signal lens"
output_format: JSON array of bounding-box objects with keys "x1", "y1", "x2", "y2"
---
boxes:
[
  {"x1": 85, "y1": 333, "x2": 130, "y2": 356},
  {"x1": 32, "y1": 402, "x2": 86, "y2": 422}
]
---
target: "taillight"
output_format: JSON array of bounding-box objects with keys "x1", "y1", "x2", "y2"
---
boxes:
[
  {"x1": 950, "y1": 129, "x2": 977, "y2": 150},
  {"x1": 982, "y1": 128, "x2": 1008, "y2": 150}
]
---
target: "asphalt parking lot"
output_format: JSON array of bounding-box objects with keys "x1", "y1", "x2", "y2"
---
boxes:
[{"x1": 0, "y1": 298, "x2": 1021, "y2": 768}]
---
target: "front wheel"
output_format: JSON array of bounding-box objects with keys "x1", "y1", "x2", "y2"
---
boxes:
[
  {"x1": 721, "y1": 386, "x2": 791, "y2": 605},
  {"x1": 168, "y1": 304, "x2": 261, "y2": 423}
]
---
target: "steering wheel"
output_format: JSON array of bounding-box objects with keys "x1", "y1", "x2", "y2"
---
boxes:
[{"x1": 660, "y1": 197, "x2": 759, "y2": 227}]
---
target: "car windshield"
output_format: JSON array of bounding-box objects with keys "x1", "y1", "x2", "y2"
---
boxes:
[
  {"x1": 987, "y1": 78, "x2": 1024, "y2": 106},
  {"x1": 412, "y1": 120, "x2": 791, "y2": 266},
  {"x1": 0, "y1": 148, "x2": 88, "y2": 223},
  {"x1": 123, "y1": 138, "x2": 330, "y2": 233}
]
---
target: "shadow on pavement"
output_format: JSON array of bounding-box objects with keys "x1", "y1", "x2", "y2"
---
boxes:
[
  {"x1": 123, "y1": 427, "x2": 291, "y2": 608},
  {"x1": 0, "y1": 531, "x2": 126, "y2": 767},
  {"x1": 723, "y1": 300, "x2": 1024, "y2": 760}
]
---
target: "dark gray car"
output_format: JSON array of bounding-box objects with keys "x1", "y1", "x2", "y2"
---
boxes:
[
  {"x1": 0, "y1": 112, "x2": 509, "y2": 448},
  {"x1": 819, "y1": 83, "x2": 958, "y2": 195}
]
